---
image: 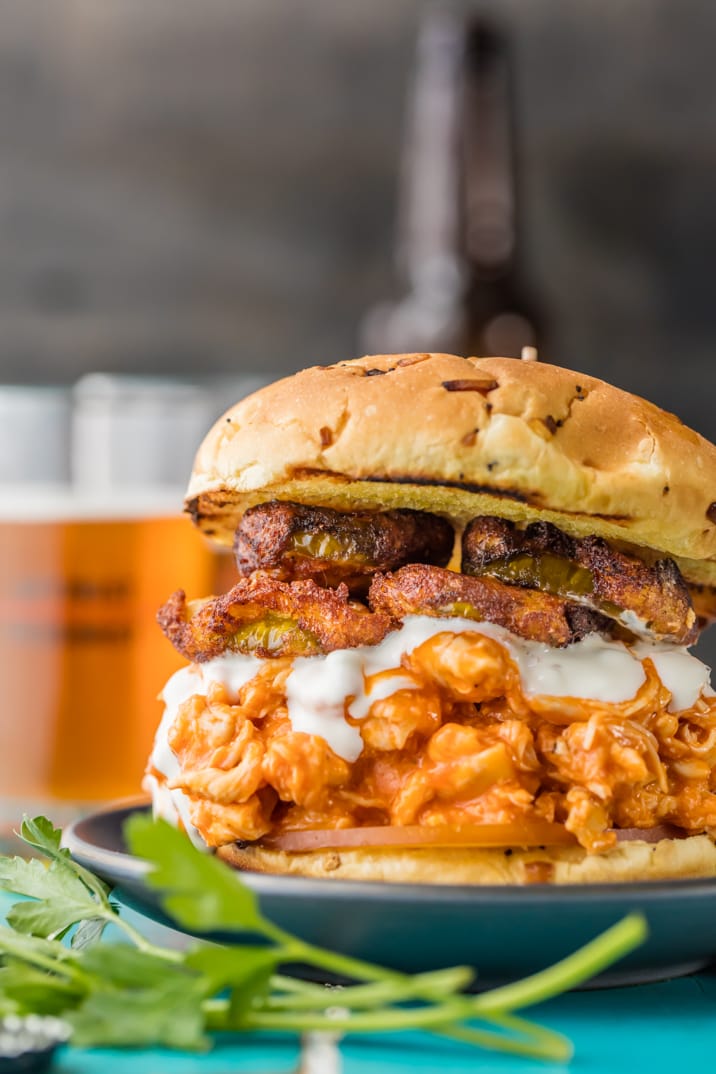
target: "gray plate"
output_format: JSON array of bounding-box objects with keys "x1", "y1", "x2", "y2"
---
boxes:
[{"x1": 65, "y1": 804, "x2": 716, "y2": 988}]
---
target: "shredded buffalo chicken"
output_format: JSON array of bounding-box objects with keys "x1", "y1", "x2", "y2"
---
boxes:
[
  {"x1": 155, "y1": 630, "x2": 716, "y2": 852},
  {"x1": 152, "y1": 505, "x2": 715, "y2": 856}
]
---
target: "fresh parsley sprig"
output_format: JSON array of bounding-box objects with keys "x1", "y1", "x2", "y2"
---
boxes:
[
  {"x1": 0, "y1": 817, "x2": 175, "y2": 958},
  {"x1": 0, "y1": 815, "x2": 647, "y2": 1061}
]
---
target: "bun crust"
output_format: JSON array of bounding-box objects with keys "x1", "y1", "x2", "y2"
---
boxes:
[
  {"x1": 218, "y1": 834, "x2": 716, "y2": 885},
  {"x1": 187, "y1": 354, "x2": 716, "y2": 585}
]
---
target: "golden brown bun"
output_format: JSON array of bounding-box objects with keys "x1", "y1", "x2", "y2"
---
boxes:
[
  {"x1": 187, "y1": 354, "x2": 716, "y2": 585},
  {"x1": 218, "y1": 834, "x2": 716, "y2": 885}
]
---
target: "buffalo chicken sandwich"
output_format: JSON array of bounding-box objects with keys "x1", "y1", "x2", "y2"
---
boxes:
[{"x1": 146, "y1": 352, "x2": 716, "y2": 884}]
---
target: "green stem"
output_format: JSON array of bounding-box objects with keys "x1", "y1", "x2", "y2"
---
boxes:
[
  {"x1": 0, "y1": 934, "x2": 90, "y2": 987},
  {"x1": 259, "y1": 920, "x2": 401, "y2": 986},
  {"x1": 170, "y1": 912, "x2": 642, "y2": 1061},
  {"x1": 439, "y1": 1012, "x2": 572, "y2": 1063},
  {"x1": 110, "y1": 912, "x2": 183, "y2": 962},
  {"x1": 471, "y1": 913, "x2": 647, "y2": 1016},
  {"x1": 202, "y1": 999, "x2": 232, "y2": 1030},
  {"x1": 265, "y1": 966, "x2": 473, "y2": 1011},
  {"x1": 271, "y1": 974, "x2": 326, "y2": 995},
  {"x1": 205, "y1": 996, "x2": 570, "y2": 1062},
  {"x1": 490, "y1": 1009, "x2": 573, "y2": 1054},
  {"x1": 260, "y1": 913, "x2": 645, "y2": 1040},
  {"x1": 241, "y1": 998, "x2": 477, "y2": 1034},
  {"x1": 265, "y1": 970, "x2": 572, "y2": 1060}
]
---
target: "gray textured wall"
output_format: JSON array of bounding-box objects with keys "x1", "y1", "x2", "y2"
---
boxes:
[{"x1": 0, "y1": 0, "x2": 715, "y2": 440}]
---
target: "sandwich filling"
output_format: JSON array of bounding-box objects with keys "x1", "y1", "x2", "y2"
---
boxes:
[{"x1": 147, "y1": 503, "x2": 716, "y2": 857}]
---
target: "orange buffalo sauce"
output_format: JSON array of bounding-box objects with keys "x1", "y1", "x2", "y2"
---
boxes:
[{"x1": 152, "y1": 628, "x2": 716, "y2": 853}]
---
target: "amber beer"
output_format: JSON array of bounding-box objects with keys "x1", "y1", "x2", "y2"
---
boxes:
[{"x1": 0, "y1": 492, "x2": 231, "y2": 828}]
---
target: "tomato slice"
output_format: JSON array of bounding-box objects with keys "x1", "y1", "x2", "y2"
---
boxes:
[
  {"x1": 261, "y1": 820, "x2": 578, "y2": 853},
  {"x1": 612, "y1": 824, "x2": 686, "y2": 844},
  {"x1": 261, "y1": 822, "x2": 687, "y2": 853}
]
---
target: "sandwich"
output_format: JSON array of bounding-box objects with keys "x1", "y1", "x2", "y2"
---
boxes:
[{"x1": 145, "y1": 352, "x2": 716, "y2": 884}]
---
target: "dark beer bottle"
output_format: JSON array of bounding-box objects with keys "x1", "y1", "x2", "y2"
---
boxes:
[{"x1": 362, "y1": 12, "x2": 543, "y2": 357}]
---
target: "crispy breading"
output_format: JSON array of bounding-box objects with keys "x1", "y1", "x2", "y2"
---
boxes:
[
  {"x1": 368, "y1": 563, "x2": 611, "y2": 647},
  {"x1": 157, "y1": 575, "x2": 396, "y2": 661},
  {"x1": 233, "y1": 500, "x2": 454, "y2": 589},
  {"x1": 462, "y1": 516, "x2": 697, "y2": 644},
  {"x1": 577, "y1": 534, "x2": 696, "y2": 642},
  {"x1": 687, "y1": 583, "x2": 716, "y2": 631}
]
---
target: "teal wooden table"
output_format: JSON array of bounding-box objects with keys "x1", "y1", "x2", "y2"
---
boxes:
[
  {"x1": 47, "y1": 975, "x2": 716, "y2": 1073},
  {"x1": 3, "y1": 892, "x2": 713, "y2": 1073}
]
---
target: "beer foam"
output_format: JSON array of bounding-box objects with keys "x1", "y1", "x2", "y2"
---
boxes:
[{"x1": 0, "y1": 485, "x2": 186, "y2": 521}]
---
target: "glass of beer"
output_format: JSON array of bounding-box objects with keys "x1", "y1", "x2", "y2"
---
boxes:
[{"x1": 0, "y1": 377, "x2": 239, "y2": 842}]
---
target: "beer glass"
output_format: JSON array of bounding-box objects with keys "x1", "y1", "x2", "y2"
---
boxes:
[{"x1": 0, "y1": 377, "x2": 240, "y2": 839}]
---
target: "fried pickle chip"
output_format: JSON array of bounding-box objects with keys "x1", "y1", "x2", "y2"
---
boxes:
[
  {"x1": 462, "y1": 517, "x2": 696, "y2": 644},
  {"x1": 157, "y1": 575, "x2": 396, "y2": 661},
  {"x1": 368, "y1": 564, "x2": 611, "y2": 647},
  {"x1": 234, "y1": 501, "x2": 454, "y2": 589}
]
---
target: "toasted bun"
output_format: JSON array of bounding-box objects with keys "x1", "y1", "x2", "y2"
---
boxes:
[
  {"x1": 218, "y1": 834, "x2": 716, "y2": 885},
  {"x1": 187, "y1": 353, "x2": 716, "y2": 585}
]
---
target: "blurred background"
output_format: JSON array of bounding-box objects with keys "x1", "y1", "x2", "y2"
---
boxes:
[
  {"x1": 1, "y1": 0, "x2": 714, "y2": 423},
  {"x1": 1, "y1": 0, "x2": 716, "y2": 814}
]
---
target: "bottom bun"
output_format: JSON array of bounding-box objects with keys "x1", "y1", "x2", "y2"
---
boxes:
[{"x1": 217, "y1": 834, "x2": 716, "y2": 885}]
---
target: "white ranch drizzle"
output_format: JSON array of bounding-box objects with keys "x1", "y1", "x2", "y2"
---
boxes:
[
  {"x1": 632, "y1": 642, "x2": 713, "y2": 713},
  {"x1": 147, "y1": 617, "x2": 713, "y2": 785}
]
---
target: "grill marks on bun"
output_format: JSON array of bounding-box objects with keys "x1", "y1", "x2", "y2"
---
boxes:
[{"x1": 185, "y1": 354, "x2": 716, "y2": 585}]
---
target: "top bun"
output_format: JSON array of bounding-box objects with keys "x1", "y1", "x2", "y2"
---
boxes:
[{"x1": 186, "y1": 353, "x2": 716, "y2": 586}]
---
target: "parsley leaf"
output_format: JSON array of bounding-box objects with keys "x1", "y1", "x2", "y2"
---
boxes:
[
  {"x1": 0, "y1": 856, "x2": 81, "y2": 902},
  {"x1": 0, "y1": 963, "x2": 84, "y2": 1015},
  {"x1": 18, "y1": 816, "x2": 63, "y2": 854},
  {"x1": 184, "y1": 944, "x2": 277, "y2": 996},
  {"x1": 19, "y1": 816, "x2": 109, "y2": 902},
  {"x1": 124, "y1": 815, "x2": 266, "y2": 934},
  {"x1": 70, "y1": 917, "x2": 108, "y2": 951},
  {"x1": 77, "y1": 944, "x2": 198, "y2": 990},
  {"x1": 0, "y1": 855, "x2": 109, "y2": 941},
  {"x1": 0, "y1": 815, "x2": 647, "y2": 1061},
  {"x1": 6, "y1": 898, "x2": 104, "y2": 941},
  {"x1": 0, "y1": 924, "x2": 77, "y2": 971},
  {"x1": 185, "y1": 944, "x2": 277, "y2": 1025},
  {"x1": 0, "y1": 817, "x2": 118, "y2": 945},
  {"x1": 68, "y1": 983, "x2": 209, "y2": 1051}
]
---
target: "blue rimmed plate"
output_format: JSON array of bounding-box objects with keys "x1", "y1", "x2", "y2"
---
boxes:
[{"x1": 65, "y1": 803, "x2": 716, "y2": 988}]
